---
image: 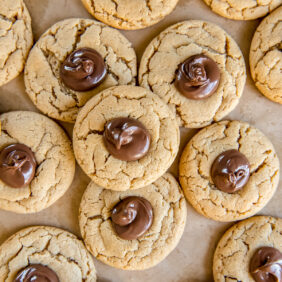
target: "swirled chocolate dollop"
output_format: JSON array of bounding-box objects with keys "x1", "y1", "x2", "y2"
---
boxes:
[
  {"x1": 60, "y1": 47, "x2": 107, "y2": 91},
  {"x1": 174, "y1": 54, "x2": 220, "y2": 99},
  {"x1": 103, "y1": 117, "x2": 151, "y2": 161},
  {"x1": 211, "y1": 149, "x2": 250, "y2": 193},
  {"x1": 0, "y1": 144, "x2": 37, "y2": 188},
  {"x1": 250, "y1": 247, "x2": 282, "y2": 282},
  {"x1": 14, "y1": 264, "x2": 59, "y2": 282},
  {"x1": 111, "y1": 196, "x2": 153, "y2": 240}
]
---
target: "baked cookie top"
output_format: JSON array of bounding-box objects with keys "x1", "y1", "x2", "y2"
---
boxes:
[
  {"x1": 0, "y1": 226, "x2": 96, "y2": 281},
  {"x1": 139, "y1": 20, "x2": 246, "y2": 128},
  {"x1": 81, "y1": 0, "x2": 179, "y2": 30},
  {"x1": 0, "y1": 111, "x2": 75, "y2": 213},
  {"x1": 179, "y1": 120, "x2": 280, "y2": 222},
  {"x1": 203, "y1": 0, "x2": 282, "y2": 20},
  {"x1": 24, "y1": 18, "x2": 137, "y2": 123},
  {"x1": 0, "y1": 0, "x2": 33, "y2": 86},
  {"x1": 73, "y1": 85, "x2": 180, "y2": 191},
  {"x1": 250, "y1": 6, "x2": 282, "y2": 104},
  {"x1": 79, "y1": 173, "x2": 187, "y2": 270},
  {"x1": 213, "y1": 216, "x2": 282, "y2": 282}
]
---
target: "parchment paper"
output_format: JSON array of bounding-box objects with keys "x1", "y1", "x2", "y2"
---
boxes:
[{"x1": 0, "y1": 0, "x2": 281, "y2": 281}]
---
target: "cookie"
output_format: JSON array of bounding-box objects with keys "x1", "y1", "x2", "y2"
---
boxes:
[
  {"x1": 250, "y1": 6, "x2": 282, "y2": 104},
  {"x1": 139, "y1": 20, "x2": 246, "y2": 128},
  {"x1": 79, "y1": 173, "x2": 187, "y2": 270},
  {"x1": 24, "y1": 18, "x2": 137, "y2": 123},
  {"x1": 0, "y1": 226, "x2": 96, "y2": 281},
  {"x1": 203, "y1": 0, "x2": 282, "y2": 20},
  {"x1": 213, "y1": 216, "x2": 282, "y2": 282},
  {"x1": 0, "y1": 111, "x2": 75, "y2": 213},
  {"x1": 0, "y1": 0, "x2": 33, "y2": 86},
  {"x1": 73, "y1": 85, "x2": 180, "y2": 191},
  {"x1": 179, "y1": 120, "x2": 280, "y2": 222},
  {"x1": 80, "y1": 0, "x2": 179, "y2": 30}
]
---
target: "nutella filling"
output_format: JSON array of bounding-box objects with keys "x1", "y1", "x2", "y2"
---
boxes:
[
  {"x1": 60, "y1": 47, "x2": 107, "y2": 91},
  {"x1": 175, "y1": 54, "x2": 220, "y2": 100}
]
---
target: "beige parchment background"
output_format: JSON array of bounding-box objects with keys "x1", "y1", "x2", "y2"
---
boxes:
[{"x1": 0, "y1": 0, "x2": 281, "y2": 281}]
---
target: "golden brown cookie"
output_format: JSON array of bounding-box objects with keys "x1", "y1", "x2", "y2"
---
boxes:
[
  {"x1": 0, "y1": 0, "x2": 33, "y2": 86},
  {"x1": 179, "y1": 120, "x2": 280, "y2": 222},
  {"x1": 79, "y1": 173, "x2": 187, "y2": 270},
  {"x1": 24, "y1": 18, "x2": 137, "y2": 123},
  {"x1": 80, "y1": 0, "x2": 179, "y2": 30},
  {"x1": 250, "y1": 6, "x2": 282, "y2": 104},
  {"x1": 213, "y1": 216, "x2": 282, "y2": 282},
  {"x1": 73, "y1": 85, "x2": 180, "y2": 191},
  {"x1": 203, "y1": 0, "x2": 282, "y2": 20},
  {"x1": 0, "y1": 111, "x2": 75, "y2": 213},
  {"x1": 0, "y1": 226, "x2": 96, "y2": 281},
  {"x1": 139, "y1": 20, "x2": 246, "y2": 128}
]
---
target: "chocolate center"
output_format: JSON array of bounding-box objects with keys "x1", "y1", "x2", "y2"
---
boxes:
[
  {"x1": 14, "y1": 264, "x2": 59, "y2": 282},
  {"x1": 60, "y1": 47, "x2": 107, "y2": 92},
  {"x1": 111, "y1": 196, "x2": 153, "y2": 240},
  {"x1": 211, "y1": 149, "x2": 250, "y2": 193},
  {"x1": 175, "y1": 54, "x2": 220, "y2": 100},
  {"x1": 0, "y1": 144, "x2": 37, "y2": 188},
  {"x1": 103, "y1": 117, "x2": 151, "y2": 161},
  {"x1": 250, "y1": 247, "x2": 282, "y2": 282}
]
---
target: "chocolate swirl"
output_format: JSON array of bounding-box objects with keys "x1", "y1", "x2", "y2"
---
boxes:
[
  {"x1": 0, "y1": 144, "x2": 37, "y2": 188},
  {"x1": 211, "y1": 149, "x2": 250, "y2": 193},
  {"x1": 250, "y1": 247, "x2": 282, "y2": 282},
  {"x1": 103, "y1": 117, "x2": 151, "y2": 161},
  {"x1": 174, "y1": 54, "x2": 220, "y2": 99},
  {"x1": 60, "y1": 47, "x2": 107, "y2": 91},
  {"x1": 14, "y1": 264, "x2": 59, "y2": 282},
  {"x1": 111, "y1": 196, "x2": 153, "y2": 240}
]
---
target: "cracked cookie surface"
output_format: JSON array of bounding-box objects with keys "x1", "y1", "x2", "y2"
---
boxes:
[
  {"x1": 250, "y1": 6, "x2": 282, "y2": 104},
  {"x1": 213, "y1": 216, "x2": 282, "y2": 282},
  {"x1": 179, "y1": 120, "x2": 280, "y2": 222},
  {"x1": 0, "y1": 111, "x2": 75, "y2": 214},
  {"x1": 203, "y1": 0, "x2": 282, "y2": 20},
  {"x1": 24, "y1": 18, "x2": 137, "y2": 123},
  {"x1": 73, "y1": 85, "x2": 180, "y2": 191},
  {"x1": 81, "y1": 0, "x2": 179, "y2": 30},
  {"x1": 139, "y1": 21, "x2": 246, "y2": 128},
  {"x1": 0, "y1": 226, "x2": 96, "y2": 281},
  {"x1": 79, "y1": 173, "x2": 187, "y2": 270},
  {"x1": 0, "y1": 0, "x2": 33, "y2": 86}
]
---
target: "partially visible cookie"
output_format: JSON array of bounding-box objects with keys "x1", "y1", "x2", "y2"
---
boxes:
[
  {"x1": 73, "y1": 85, "x2": 180, "y2": 191},
  {"x1": 0, "y1": 226, "x2": 96, "y2": 281},
  {"x1": 203, "y1": 0, "x2": 282, "y2": 20},
  {"x1": 213, "y1": 216, "x2": 282, "y2": 282},
  {"x1": 179, "y1": 120, "x2": 280, "y2": 222},
  {"x1": 0, "y1": 0, "x2": 33, "y2": 86},
  {"x1": 250, "y1": 6, "x2": 282, "y2": 104},
  {"x1": 139, "y1": 20, "x2": 246, "y2": 128},
  {"x1": 24, "y1": 18, "x2": 137, "y2": 123},
  {"x1": 79, "y1": 173, "x2": 187, "y2": 270},
  {"x1": 80, "y1": 0, "x2": 179, "y2": 30},
  {"x1": 0, "y1": 111, "x2": 75, "y2": 213}
]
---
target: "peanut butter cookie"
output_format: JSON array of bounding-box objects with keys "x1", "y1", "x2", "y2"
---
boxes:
[
  {"x1": 79, "y1": 173, "x2": 187, "y2": 270},
  {"x1": 24, "y1": 18, "x2": 137, "y2": 123},
  {"x1": 0, "y1": 111, "x2": 75, "y2": 213},
  {"x1": 213, "y1": 216, "x2": 282, "y2": 282},
  {"x1": 80, "y1": 0, "x2": 179, "y2": 30},
  {"x1": 203, "y1": 0, "x2": 282, "y2": 20},
  {"x1": 0, "y1": 226, "x2": 96, "y2": 281},
  {"x1": 0, "y1": 0, "x2": 33, "y2": 86},
  {"x1": 250, "y1": 6, "x2": 282, "y2": 104},
  {"x1": 73, "y1": 85, "x2": 180, "y2": 191},
  {"x1": 179, "y1": 120, "x2": 280, "y2": 222},
  {"x1": 139, "y1": 21, "x2": 246, "y2": 128}
]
